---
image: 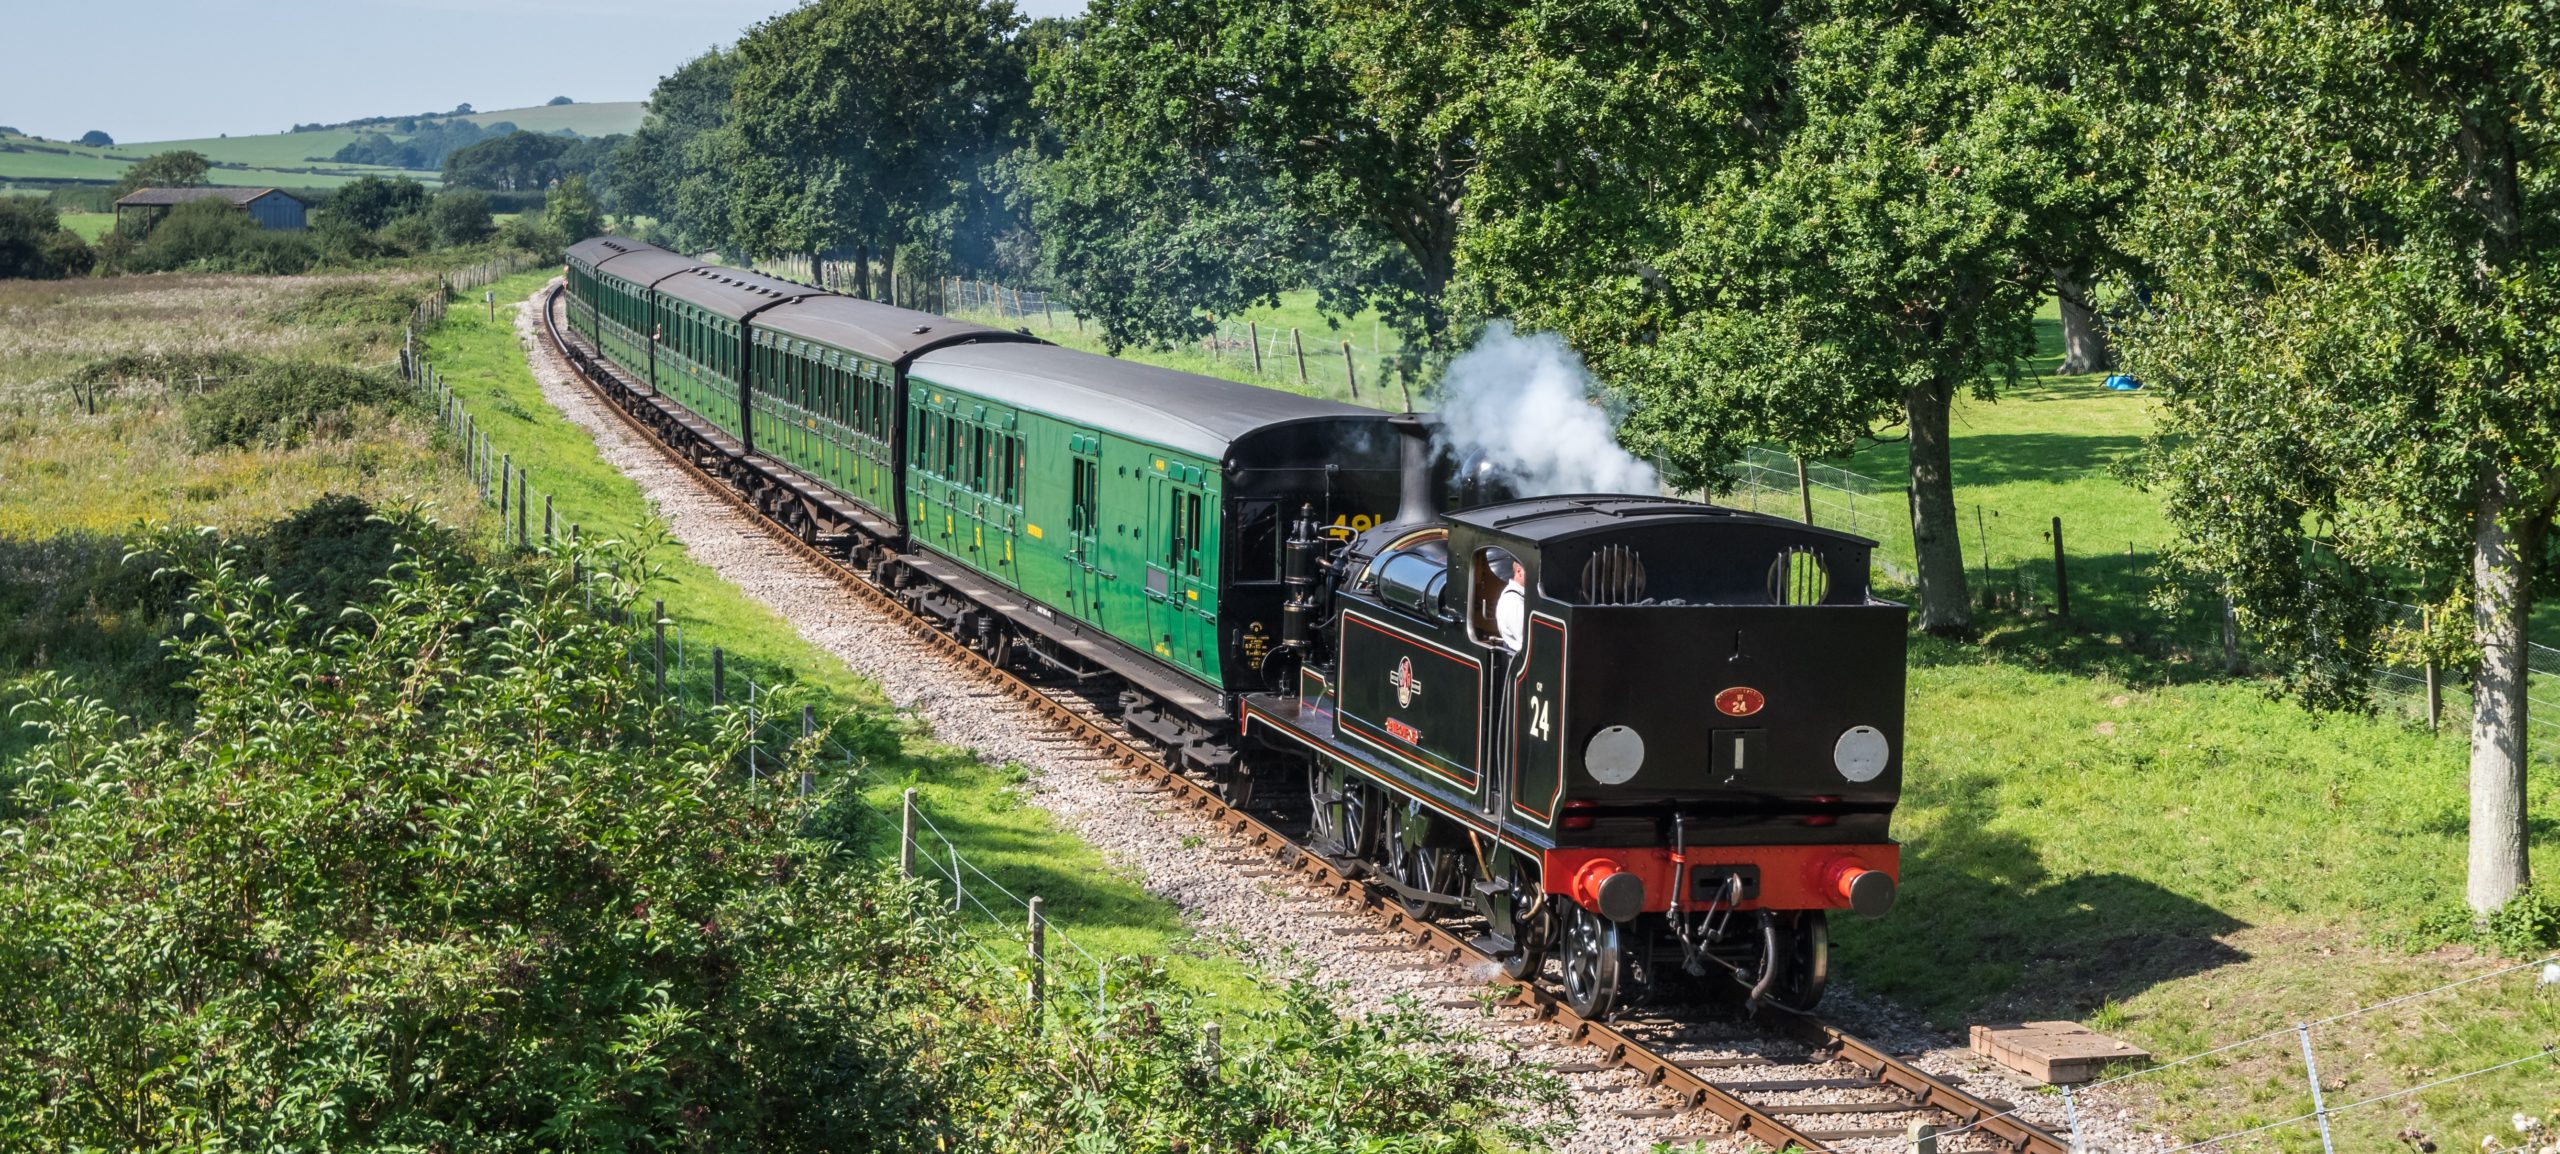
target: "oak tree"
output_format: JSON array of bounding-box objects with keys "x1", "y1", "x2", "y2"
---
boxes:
[{"x1": 2106, "y1": 0, "x2": 2560, "y2": 912}]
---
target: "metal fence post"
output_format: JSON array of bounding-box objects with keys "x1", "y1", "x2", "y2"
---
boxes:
[
  {"x1": 544, "y1": 495, "x2": 553, "y2": 543},
  {"x1": 950, "y1": 842, "x2": 963, "y2": 912},
  {"x1": 1026, "y1": 896, "x2": 1047, "y2": 1034},
  {"x1": 1201, "y1": 1020, "x2": 1219, "y2": 1073},
  {"x1": 2223, "y1": 590, "x2": 2241, "y2": 674},
  {"x1": 653, "y1": 599, "x2": 667, "y2": 699},
  {"x1": 2297, "y1": 1024, "x2": 2337, "y2": 1154},
  {"x1": 1905, "y1": 1120, "x2": 1939, "y2": 1154},
  {"x1": 799, "y1": 705, "x2": 815, "y2": 797},
  {"x1": 500, "y1": 454, "x2": 511, "y2": 523},
  {"x1": 2421, "y1": 607, "x2": 2441, "y2": 728},
  {"x1": 900, "y1": 788, "x2": 918, "y2": 879},
  {"x1": 2063, "y1": 1084, "x2": 2084, "y2": 1154},
  {"x1": 517, "y1": 469, "x2": 528, "y2": 546}
]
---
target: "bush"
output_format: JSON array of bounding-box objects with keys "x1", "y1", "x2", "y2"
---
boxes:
[
  {"x1": 272, "y1": 279, "x2": 418, "y2": 332},
  {"x1": 179, "y1": 360, "x2": 403, "y2": 449},
  {"x1": 0, "y1": 524, "x2": 974, "y2": 1150},
  {"x1": 325, "y1": 174, "x2": 430, "y2": 231},
  {"x1": 430, "y1": 189, "x2": 495, "y2": 246},
  {"x1": 0, "y1": 197, "x2": 85, "y2": 279},
  {"x1": 498, "y1": 210, "x2": 565, "y2": 261}
]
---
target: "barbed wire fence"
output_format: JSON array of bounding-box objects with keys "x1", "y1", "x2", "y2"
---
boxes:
[{"x1": 399, "y1": 286, "x2": 1150, "y2": 1051}]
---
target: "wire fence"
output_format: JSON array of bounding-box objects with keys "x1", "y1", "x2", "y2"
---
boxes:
[
  {"x1": 1713, "y1": 446, "x2": 2560, "y2": 737},
  {"x1": 400, "y1": 289, "x2": 1137, "y2": 1044}
]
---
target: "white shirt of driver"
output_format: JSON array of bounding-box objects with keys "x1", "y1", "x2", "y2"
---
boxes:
[{"x1": 1495, "y1": 581, "x2": 1526, "y2": 652}]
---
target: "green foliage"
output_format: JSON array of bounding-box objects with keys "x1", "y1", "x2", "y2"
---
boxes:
[
  {"x1": 0, "y1": 521, "x2": 974, "y2": 1150},
  {"x1": 332, "y1": 119, "x2": 506, "y2": 170},
  {"x1": 724, "y1": 0, "x2": 1027, "y2": 282},
  {"x1": 326, "y1": 174, "x2": 430, "y2": 231},
  {"x1": 444, "y1": 128, "x2": 572, "y2": 191},
  {"x1": 614, "y1": 48, "x2": 741, "y2": 252},
  {"x1": 2411, "y1": 890, "x2": 2560, "y2": 956},
  {"x1": 271, "y1": 280, "x2": 420, "y2": 332},
  {"x1": 430, "y1": 188, "x2": 495, "y2": 246},
  {"x1": 109, "y1": 148, "x2": 211, "y2": 196},
  {"x1": 115, "y1": 198, "x2": 317, "y2": 275},
  {"x1": 0, "y1": 195, "x2": 87, "y2": 279},
  {"x1": 548, "y1": 173, "x2": 603, "y2": 247},
  {"x1": 179, "y1": 360, "x2": 404, "y2": 450},
  {"x1": 499, "y1": 209, "x2": 567, "y2": 262},
  {"x1": 1026, "y1": 0, "x2": 1462, "y2": 357}
]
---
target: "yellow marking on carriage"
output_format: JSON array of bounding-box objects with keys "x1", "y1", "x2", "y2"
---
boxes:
[{"x1": 1026, "y1": 523, "x2": 1043, "y2": 539}]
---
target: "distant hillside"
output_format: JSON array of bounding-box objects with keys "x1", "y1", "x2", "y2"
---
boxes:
[
  {"x1": 0, "y1": 131, "x2": 436, "y2": 193},
  {"x1": 461, "y1": 102, "x2": 646, "y2": 137}
]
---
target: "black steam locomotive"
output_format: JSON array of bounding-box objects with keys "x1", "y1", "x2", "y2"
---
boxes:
[
  {"x1": 1245, "y1": 426, "x2": 1905, "y2": 1016},
  {"x1": 556, "y1": 239, "x2": 1906, "y2": 1019}
]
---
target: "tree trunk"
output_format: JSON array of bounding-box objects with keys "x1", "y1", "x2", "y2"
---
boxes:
[
  {"x1": 2466, "y1": 465, "x2": 2536, "y2": 913},
  {"x1": 2054, "y1": 266, "x2": 2112, "y2": 375},
  {"x1": 883, "y1": 246, "x2": 898, "y2": 309},
  {"x1": 1904, "y1": 377, "x2": 1973, "y2": 636},
  {"x1": 854, "y1": 242, "x2": 873, "y2": 301}
]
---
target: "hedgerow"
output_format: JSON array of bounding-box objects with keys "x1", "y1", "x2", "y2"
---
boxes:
[{"x1": 0, "y1": 507, "x2": 1555, "y2": 1152}]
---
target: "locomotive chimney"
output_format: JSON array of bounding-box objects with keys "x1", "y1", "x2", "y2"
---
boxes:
[{"x1": 1389, "y1": 416, "x2": 1435, "y2": 528}]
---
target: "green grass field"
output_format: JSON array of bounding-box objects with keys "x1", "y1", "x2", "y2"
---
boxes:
[
  {"x1": 0, "y1": 130, "x2": 437, "y2": 192},
  {"x1": 56, "y1": 212, "x2": 112, "y2": 241},
  {"x1": 421, "y1": 272, "x2": 1288, "y2": 1022}
]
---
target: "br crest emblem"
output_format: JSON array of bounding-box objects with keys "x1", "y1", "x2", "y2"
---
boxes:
[{"x1": 1390, "y1": 656, "x2": 1424, "y2": 708}]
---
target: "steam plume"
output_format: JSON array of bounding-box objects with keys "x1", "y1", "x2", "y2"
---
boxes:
[{"x1": 1432, "y1": 322, "x2": 1658, "y2": 498}]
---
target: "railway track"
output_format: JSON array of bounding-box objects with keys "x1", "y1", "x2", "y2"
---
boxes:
[{"x1": 534, "y1": 284, "x2": 2069, "y2": 1154}]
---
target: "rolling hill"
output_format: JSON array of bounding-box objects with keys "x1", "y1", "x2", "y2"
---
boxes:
[{"x1": 0, "y1": 102, "x2": 644, "y2": 195}]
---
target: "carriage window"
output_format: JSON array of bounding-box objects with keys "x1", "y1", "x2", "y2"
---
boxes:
[
  {"x1": 1070, "y1": 458, "x2": 1095, "y2": 535},
  {"x1": 1183, "y1": 492, "x2": 1204, "y2": 578},
  {"x1": 1001, "y1": 436, "x2": 1020, "y2": 503},
  {"x1": 970, "y1": 426, "x2": 989, "y2": 492},
  {"x1": 912, "y1": 408, "x2": 928, "y2": 468},
  {"x1": 943, "y1": 416, "x2": 962, "y2": 476}
]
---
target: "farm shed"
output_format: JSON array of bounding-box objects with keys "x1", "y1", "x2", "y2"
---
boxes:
[{"x1": 113, "y1": 186, "x2": 307, "y2": 234}]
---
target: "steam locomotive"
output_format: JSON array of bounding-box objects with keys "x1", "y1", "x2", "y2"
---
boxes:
[{"x1": 559, "y1": 237, "x2": 1907, "y2": 1017}]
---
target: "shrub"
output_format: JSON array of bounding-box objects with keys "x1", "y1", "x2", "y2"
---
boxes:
[
  {"x1": 431, "y1": 188, "x2": 495, "y2": 246},
  {"x1": 0, "y1": 524, "x2": 974, "y2": 1151},
  {"x1": 0, "y1": 197, "x2": 83, "y2": 279},
  {"x1": 273, "y1": 279, "x2": 420, "y2": 332},
  {"x1": 179, "y1": 359, "x2": 403, "y2": 449}
]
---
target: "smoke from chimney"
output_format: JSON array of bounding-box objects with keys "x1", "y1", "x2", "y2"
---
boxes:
[{"x1": 1431, "y1": 322, "x2": 1658, "y2": 498}]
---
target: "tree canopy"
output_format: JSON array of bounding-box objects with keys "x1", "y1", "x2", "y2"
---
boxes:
[
  {"x1": 111, "y1": 150, "x2": 211, "y2": 196},
  {"x1": 2099, "y1": 0, "x2": 2560, "y2": 912}
]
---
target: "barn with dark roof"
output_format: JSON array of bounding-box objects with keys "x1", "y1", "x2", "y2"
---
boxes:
[{"x1": 113, "y1": 187, "x2": 307, "y2": 235}]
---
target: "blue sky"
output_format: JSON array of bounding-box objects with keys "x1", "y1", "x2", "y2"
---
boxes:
[{"x1": 1, "y1": 0, "x2": 1087, "y2": 144}]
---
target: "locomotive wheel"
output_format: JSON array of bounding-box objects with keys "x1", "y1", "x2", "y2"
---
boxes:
[
  {"x1": 1769, "y1": 911, "x2": 1830, "y2": 1012},
  {"x1": 1305, "y1": 766, "x2": 1347, "y2": 855},
  {"x1": 1560, "y1": 903, "x2": 1626, "y2": 1019},
  {"x1": 1389, "y1": 838, "x2": 1460, "y2": 922},
  {"x1": 1501, "y1": 905, "x2": 1550, "y2": 981}
]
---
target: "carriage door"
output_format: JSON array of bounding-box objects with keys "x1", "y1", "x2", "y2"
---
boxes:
[{"x1": 1067, "y1": 433, "x2": 1107, "y2": 629}]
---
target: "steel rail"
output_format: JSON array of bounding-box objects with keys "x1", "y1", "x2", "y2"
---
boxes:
[{"x1": 533, "y1": 284, "x2": 2066, "y2": 1154}]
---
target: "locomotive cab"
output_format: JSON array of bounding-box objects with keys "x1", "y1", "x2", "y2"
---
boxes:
[{"x1": 1245, "y1": 491, "x2": 1908, "y2": 1017}]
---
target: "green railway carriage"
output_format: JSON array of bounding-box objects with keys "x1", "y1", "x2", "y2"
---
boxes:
[
  {"x1": 565, "y1": 238, "x2": 700, "y2": 390},
  {"x1": 900, "y1": 342, "x2": 1413, "y2": 719},
  {"x1": 648, "y1": 266, "x2": 821, "y2": 444},
  {"x1": 746, "y1": 296, "x2": 1034, "y2": 540}
]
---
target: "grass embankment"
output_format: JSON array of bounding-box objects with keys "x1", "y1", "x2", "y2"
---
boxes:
[{"x1": 422, "y1": 272, "x2": 1285, "y2": 1016}]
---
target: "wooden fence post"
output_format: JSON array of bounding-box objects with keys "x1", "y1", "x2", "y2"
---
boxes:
[
  {"x1": 2051, "y1": 516, "x2": 2069, "y2": 620},
  {"x1": 1796, "y1": 456, "x2": 1814, "y2": 524},
  {"x1": 1340, "y1": 340, "x2": 1359, "y2": 399},
  {"x1": 1248, "y1": 322, "x2": 1263, "y2": 374},
  {"x1": 1291, "y1": 328, "x2": 1308, "y2": 384}
]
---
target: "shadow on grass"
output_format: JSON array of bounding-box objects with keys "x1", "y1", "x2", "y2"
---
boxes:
[{"x1": 1840, "y1": 769, "x2": 2251, "y2": 1024}]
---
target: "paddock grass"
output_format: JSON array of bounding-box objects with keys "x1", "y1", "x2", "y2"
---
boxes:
[
  {"x1": 421, "y1": 272, "x2": 1290, "y2": 1021},
  {"x1": 460, "y1": 101, "x2": 647, "y2": 137},
  {"x1": 55, "y1": 212, "x2": 112, "y2": 241}
]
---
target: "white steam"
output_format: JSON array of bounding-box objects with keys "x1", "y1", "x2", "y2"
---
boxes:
[{"x1": 1432, "y1": 322, "x2": 1657, "y2": 498}]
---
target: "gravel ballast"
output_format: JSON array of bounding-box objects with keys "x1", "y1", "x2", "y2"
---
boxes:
[{"x1": 510, "y1": 286, "x2": 2167, "y2": 1154}]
